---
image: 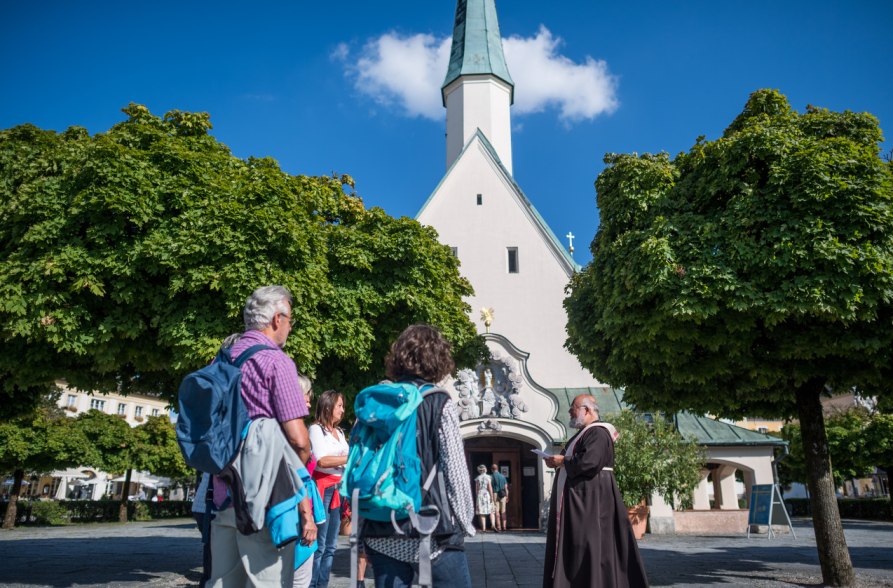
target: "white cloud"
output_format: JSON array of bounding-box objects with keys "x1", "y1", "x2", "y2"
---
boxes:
[
  {"x1": 338, "y1": 26, "x2": 618, "y2": 124},
  {"x1": 504, "y1": 26, "x2": 618, "y2": 121},
  {"x1": 342, "y1": 33, "x2": 451, "y2": 120}
]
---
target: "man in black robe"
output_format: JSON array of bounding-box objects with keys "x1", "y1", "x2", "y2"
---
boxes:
[{"x1": 542, "y1": 395, "x2": 648, "y2": 588}]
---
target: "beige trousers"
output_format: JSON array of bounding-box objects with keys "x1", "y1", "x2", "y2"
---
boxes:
[{"x1": 208, "y1": 507, "x2": 295, "y2": 588}]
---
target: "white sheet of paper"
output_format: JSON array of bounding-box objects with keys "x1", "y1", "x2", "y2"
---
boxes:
[{"x1": 531, "y1": 449, "x2": 554, "y2": 458}]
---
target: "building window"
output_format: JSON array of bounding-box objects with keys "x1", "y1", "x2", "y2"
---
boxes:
[
  {"x1": 117, "y1": 403, "x2": 127, "y2": 416},
  {"x1": 67, "y1": 394, "x2": 77, "y2": 407},
  {"x1": 450, "y1": 247, "x2": 458, "y2": 257},
  {"x1": 507, "y1": 247, "x2": 519, "y2": 273},
  {"x1": 135, "y1": 406, "x2": 143, "y2": 417},
  {"x1": 90, "y1": 398, "x2": 106, "y2": 411},
  {"x1": 757, "y1": 426, "x2": 769, "y2": 434},
  {"x1": 151, "y1": 408, "x2": 160, "y2": 417},
  {"x1": 476, "y1": 194, "x2": 482, "y2": 205}
]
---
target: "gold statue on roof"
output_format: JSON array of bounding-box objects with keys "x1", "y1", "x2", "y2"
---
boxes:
[{"x1": 480, "y1": 307, "x2": 495, "y2": 333}]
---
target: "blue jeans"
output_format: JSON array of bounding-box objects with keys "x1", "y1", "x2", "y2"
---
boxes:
[
  {"x1": 310, "y1": 485, "x2": 341, "y2": 588},
  {"x1": 367, "y1": 548, "x2": 471, "y2": 588}
]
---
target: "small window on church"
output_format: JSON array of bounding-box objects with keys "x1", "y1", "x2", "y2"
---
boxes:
[
  {"x1": 507, "y1": 247, "x2": 519, "y2": 273},
  {"x1": 450, "y1": 247, "x2": 458, "y2": 257},
  {"x1": 476, "y1": 194, "x2": 482, "y2": 205}
]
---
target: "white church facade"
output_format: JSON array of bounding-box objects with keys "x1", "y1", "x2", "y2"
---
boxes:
[{"x1": 419, "y1": 0, "x2": 785, "y2": 534}]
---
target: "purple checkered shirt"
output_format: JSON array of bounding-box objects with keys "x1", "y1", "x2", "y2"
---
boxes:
[
  {"x1": 213, "y1": 330, "x2": 308, "y2": 507},
  {"x1": 228, "y1": 330, "x2": 308, "y2": 422}
]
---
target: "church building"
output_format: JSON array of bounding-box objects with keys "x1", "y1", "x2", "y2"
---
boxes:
[{"x1": 418, "y1": 0, "x2": 785, "y2": 534}]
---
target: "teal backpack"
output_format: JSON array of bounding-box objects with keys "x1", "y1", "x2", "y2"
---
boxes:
[
  {"x1": 341, "y1": 381, "x2": 426, "y2": 521},
  {"x1": 341, "y1": 381, "x2": 442, "y2": 587}
]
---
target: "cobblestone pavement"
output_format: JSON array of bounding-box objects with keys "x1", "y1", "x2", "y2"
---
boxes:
[{"x1": 0, "y1": 518, "x2": 890, "y2": 587}]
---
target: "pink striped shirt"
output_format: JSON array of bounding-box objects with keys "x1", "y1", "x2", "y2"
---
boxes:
[{"x1": 229, "y1": 330, "x2": 308, "y2": 422}]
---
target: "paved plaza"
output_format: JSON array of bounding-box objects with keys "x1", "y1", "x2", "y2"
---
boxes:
[{"x1": 0, "y1": 518, "x2": 891, "y2": 587}]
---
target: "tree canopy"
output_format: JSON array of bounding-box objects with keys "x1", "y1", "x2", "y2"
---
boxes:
[
  {"x1": 566, "y1": 89, "x2": 893, "y2": 586},
  {"x1": 566, "y1": 90, "x2": 893, "y2": 418},
  {"x1": 0, "y1": 390, "x2": 95, "y2": 528},
  {"x1": 0, "y1": 104, "x2": 484, "y2": 415}
]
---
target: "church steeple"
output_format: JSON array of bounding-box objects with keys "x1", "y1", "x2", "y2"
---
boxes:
[
  {"x1": 442, "y1": 0, "x2": 514, "y2": 103},
  {"x1": 442, "y1": 0, "x2": 515, "y2": 174}
]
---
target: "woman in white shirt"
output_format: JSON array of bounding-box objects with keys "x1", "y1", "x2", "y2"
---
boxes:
[{"x1": 308, "y1": 390, "x2": 348, "y2": 588}]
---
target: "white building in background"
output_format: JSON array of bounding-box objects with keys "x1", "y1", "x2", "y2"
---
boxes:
[
  {"x1": 417, "y1": 0, "x2": 785, "y2": 534},
  {"x1": 22, "y1": 385, "x2": 176, "y2": 501},
  {"x1": 57, "y1": 384, "x2": 170, "y2": 427}
]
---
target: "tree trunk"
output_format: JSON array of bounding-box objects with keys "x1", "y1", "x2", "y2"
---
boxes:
[
  {"x1": 796, "y1": 381, "x2": 855, "y2": 586},
  {"x1": 1, "y1": 469, "x2": 25, "y2": 530},
  {"x1": 118, "y1": 468, "x2": 132, "y2": 523}
]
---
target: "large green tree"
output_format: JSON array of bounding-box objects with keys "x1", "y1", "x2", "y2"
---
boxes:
[
  {"x1": 0, "y1": 105, "x2": 484, "y2": 416},
  {"x1": 136, "y1": 414, "x2": 191, "y2": 482},
  {"x1": 76, "y1": 409, "x2": 141, "y2": 522},
  {"x1": 779, "y1": 409, "x2": 877, "y2": 491},
  {"x1": 566, "y1": 89, "x2": 893, "y2": 586},
  {"x1": 0, "y1": 391, "x2": 96, "y2": 528}
]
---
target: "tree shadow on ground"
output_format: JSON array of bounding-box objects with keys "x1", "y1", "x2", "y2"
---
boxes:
[{"x1": 1, "y1": 535, "x2": 203, "y2": 586}]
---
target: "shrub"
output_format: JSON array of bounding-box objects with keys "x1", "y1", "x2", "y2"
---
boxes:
[
  {"x1": 785, "y1": 497, "x2": 892, "y2": 520},
  {"x1": 132, "y1": 501, "x2": 151, "y2": 521},
  {"x1": 31, "y1": 500, "x2": 70, "y2": 525}
]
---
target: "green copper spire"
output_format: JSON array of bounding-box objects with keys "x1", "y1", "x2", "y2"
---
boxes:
[{"x1": 441, "y1": 0, "x2": 514, "y2": 104}]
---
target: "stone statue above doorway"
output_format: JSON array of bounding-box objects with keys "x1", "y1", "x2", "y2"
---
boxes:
[{"x1": 454, "y1": 352, "x2": 528, "y2": 421}]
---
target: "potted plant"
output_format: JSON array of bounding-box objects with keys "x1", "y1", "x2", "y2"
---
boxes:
[{"x1": 610, "y1": 410, "x2": 703, "y2": 538}]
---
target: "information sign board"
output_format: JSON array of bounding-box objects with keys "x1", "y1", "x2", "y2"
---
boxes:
[{"x1": 747, "y1": 484, "x2": 795, "y2": 539}]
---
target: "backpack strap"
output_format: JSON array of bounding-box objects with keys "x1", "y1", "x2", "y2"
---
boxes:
[
  {"x1": 231, "y1": 344, "x2": 274, "y2": 367},
  {"x1": 350, "y1": 488, "x2": 360, "y2": 588}
]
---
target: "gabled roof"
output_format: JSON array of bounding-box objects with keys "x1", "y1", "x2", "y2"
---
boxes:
[
  {"x1": 416, "y1": 128, "x2": 580, "y2": 274},
  {"x1": 441, "y1": 0, "x2": 514, "y2": 105},
  {"x1": 551, "y1": 387, "x2": 787, "y2": 446}
]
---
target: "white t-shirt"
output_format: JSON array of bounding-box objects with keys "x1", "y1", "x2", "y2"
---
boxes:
[{"x1": 309, "y1": 423, "x2": 349, "y2": 475}]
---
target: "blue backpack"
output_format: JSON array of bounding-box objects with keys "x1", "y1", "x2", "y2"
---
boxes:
[{"x1": 176, "y1": 344, "x2": 271, "y2": 474}]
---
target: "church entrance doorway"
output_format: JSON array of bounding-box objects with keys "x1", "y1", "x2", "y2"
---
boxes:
[{"x1": 465, "y1": 436, "x2": 540, "y2": 529}]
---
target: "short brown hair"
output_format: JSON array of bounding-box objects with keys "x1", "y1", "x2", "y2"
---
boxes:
[
  {"x1": 314, "y1": 389, "x2": 344, "y2": 428},
  {"x1": 385, "y1": 324, "x2": 455, "y2": 383}
]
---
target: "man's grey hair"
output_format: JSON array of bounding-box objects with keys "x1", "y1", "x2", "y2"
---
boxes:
[
  {"x1": 581, "y1": 396, "x2": 600, "y2": 418},
  {"x1": 243, "y1": 286, "x2": 293, "y2": 331},
  {"x1": 297, "y1": 373, "x2": 312, "y2": 397}
]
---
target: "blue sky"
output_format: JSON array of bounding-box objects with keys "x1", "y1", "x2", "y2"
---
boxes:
[{"x1": 2, "y1": 1, "x2": 891, "y2": 265}]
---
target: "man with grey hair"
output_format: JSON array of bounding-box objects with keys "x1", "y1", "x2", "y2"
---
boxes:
[
  {"x1": 541, "y1": 394, "x2": 648, "y2": 587},
  {"x1": 209, "y1": 285, "x2": 316, "y2": 587}
]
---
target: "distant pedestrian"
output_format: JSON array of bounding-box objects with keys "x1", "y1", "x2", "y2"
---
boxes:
[
  {"x1": 490, "y1": 464, "x2": 508, "y2": 531},
  {"x1": 474, "y1": 465, "x2": 495, "y2": 532},
  {"x1": 542, "y1": 395, "x2": 648, "y2": 587}
]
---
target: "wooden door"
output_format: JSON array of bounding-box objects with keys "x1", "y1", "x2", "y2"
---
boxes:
[{"x1": 492, "y1": 450, "x2": 521, "y2": 529}]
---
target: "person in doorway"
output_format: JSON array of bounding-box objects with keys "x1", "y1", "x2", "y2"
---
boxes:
[
  {"x1": 541, "y1": 395, "x2": 648, "y2": 588},
  {"x1": 474, "y1": 465, "x2": 496, "y2": 532},
  {"x1": 309, "y1": 390, "x2": 349, "y2": 588},
  {"x1": 490, "y1": 464, "x2": 509, "y2": 531}
]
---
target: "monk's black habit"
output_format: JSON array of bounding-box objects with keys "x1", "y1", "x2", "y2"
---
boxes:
[{"x1": 543, "y1": 425, "x2": 649, "y2": 588}]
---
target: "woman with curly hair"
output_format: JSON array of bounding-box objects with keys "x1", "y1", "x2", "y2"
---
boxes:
[{"x1": 361, "y1": 324, "x2": 476, "y2": 588}]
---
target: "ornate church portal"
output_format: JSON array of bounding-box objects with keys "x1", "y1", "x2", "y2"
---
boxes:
[{"x1": 450, "y1": 333, "x2": 568, "y2": 530}]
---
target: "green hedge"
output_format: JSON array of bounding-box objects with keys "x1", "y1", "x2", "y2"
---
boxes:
[
  {"x1": 785, "y1": 497, "x2": 892, "y2": 520},
  {"x1": 0, "y1": 500, "x2": 193, "y2": 526}
]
